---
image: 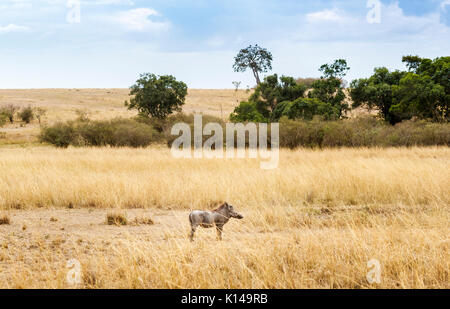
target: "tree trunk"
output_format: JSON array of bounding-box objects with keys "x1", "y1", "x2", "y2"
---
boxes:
[{"x1": 252, "y1": 68, "x2": 261, "y2": 85}]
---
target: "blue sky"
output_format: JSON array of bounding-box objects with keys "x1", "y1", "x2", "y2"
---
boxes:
[{"x1": 1, "y1": 0, "x2": 449, "y2": 88}]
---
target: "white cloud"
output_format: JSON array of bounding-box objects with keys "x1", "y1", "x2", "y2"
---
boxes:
[
  {"x1": 115, "y1": 8, "x2": 170, "y2": 32},
  {"x1": 306, "y1": 8, "x2": 350, "y2": 23},
  {"x1": 0, "y1": 23, "x2": 30, "y2": 33},
  {"x1": 0, "y1": 0, "x2": 32, "y2": 10},
  {"x1": 441, "y1": 0, "x2": 450, "y2": 10},
  {"x1": 292, "y1": 2, "x2": 449, "y2": 43}
]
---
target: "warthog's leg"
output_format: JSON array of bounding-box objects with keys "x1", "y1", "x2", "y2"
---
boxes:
[
  {"x1": 189, "y1": 225, "x2": 197, "y2": 242},
  {"x1": 216, "y1": 225, "x2": 223, "y2": 241}
]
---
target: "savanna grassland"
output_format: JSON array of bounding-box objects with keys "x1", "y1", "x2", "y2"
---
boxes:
[
  {"x1": 0, "y1": 146, "x2": 448, "y2": 288},
  {"x1": 0, "y1": 89, "x2": 249, "y2": 145}
]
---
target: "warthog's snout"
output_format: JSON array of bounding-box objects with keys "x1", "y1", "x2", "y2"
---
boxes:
[{"x1": 235, "y1": 213, "x2": 244, "y2": 219}]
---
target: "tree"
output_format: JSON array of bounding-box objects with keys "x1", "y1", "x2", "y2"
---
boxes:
[
  {"x1": 125, "y1": 73, "x2": 188, "y2": 119},
  {"x1": 392, "y1": 73, "x2": 447, "y2": 122},
  {"x1": 350, "y1": 67, "x2": 406, "y2": 124},
  {"x1": 250, "y1": 74, "x2": 307, "y2": 117},
  {"x1": 35, "y1": 107, "x2": 47, "y2": 125},
  {"x1": 402, "y1": 55, "x2": 423, "y2": 73},
  {"x1": 319, "y1": 59, "x2": 350, "y2": 79},
  {"x1": 233, "y1": 44, "x2": 273, "y2": 85},
  {"x1": 309, "y1": 59, "x2": 350, "y2": 117},
  {"x1": 229, "y1": 74, "x2": 344, "y2": 122},
  {"x1": 232, "y1": 81, "x2": 241, "y2": 92},
  {"x1": 351, "y1": 56, "x2": 449, "y2": 124}
]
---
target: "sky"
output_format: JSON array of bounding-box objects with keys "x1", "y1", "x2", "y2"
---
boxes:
[{"x1": 0, "y1": 0, "x2": 449, "y2": 89}]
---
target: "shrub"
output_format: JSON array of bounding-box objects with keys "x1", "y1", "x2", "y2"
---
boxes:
[
  {"x1": 18, "y1": 106, "x2": 34, "y2": 124},
  {"x1": 230, "y1": 101, "x2": 267, "y2": 123},
  {"x1": 139, "y1": 113, "x2": 226, "y2": 147},
  {"x1": 40, "y1": 122, "x2": 76, "y2": 148},
  {"x1": 0, "y1": 113, "x2": 7, "y2": 127},
  {"x1": 40, "y1": 118, "x2": 157, "y2": 148},
  {"x1": 0, "y1": 104, "x2": 19, "y2": 123},
  {"x1": 110, "y1": 120, "x2": 156, "y2": 147},
  {"x1": 279, "y1": 116, "x2": 450, "y2": 149}
]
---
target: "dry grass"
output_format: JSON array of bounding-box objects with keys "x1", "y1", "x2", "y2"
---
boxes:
[
  {"x1": 0, "y1": 147, "x2": 448, "y2": 210},
  {"x1": 0, "y1": 147, "x2": 448, "y2": 289},
  {"x1": 106, "y1": 212, "x2": 128, "y2": 226},
  {"x1": 0, "y1": 214, "x2": 10, "y2": 225}
]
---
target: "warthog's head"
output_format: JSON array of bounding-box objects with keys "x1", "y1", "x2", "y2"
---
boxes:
[{"x1": 226, "y1": 203, "x2": 244, "y2": 219}]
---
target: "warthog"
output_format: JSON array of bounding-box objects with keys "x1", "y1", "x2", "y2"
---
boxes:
[{"x1": 189, "y1": 202, "x2": 243, "y2": 241}]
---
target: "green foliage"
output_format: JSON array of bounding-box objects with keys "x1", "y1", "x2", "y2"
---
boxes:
[
  {"x1": 319, "y1": 59, "x2": 350, "y2": 79},
  {"x1": 273, "y1": 98, "x2": 340, "y2": 121},
  {"x1": 350, "y1": 67, "x2": 406, "y2": 124},
  {"x1": 308, "y1": 78, "x2": 347, "y2": 116},
  {"x1": 230, "y1": 101, "x2": 267, "y2": 122},
  {"x1": 39, "y1": 122, "x2": 76, "y2": 148},
  {"x1": 308, "y1": 59, "x2": 350, "y2": 117},
  {"x1": 125, "y1": 73, "x2": 188, "y2": 119},
  {"x1": 250, "y1": 74, "x2": 307, "y2": 116},
  {"x1": 230, "y1": 71, "x2": 347, "y2": 122},
  {"x1": 351, "y1": 56, "x2": 449, "y2": 124},
  {"x1": 233, "y1": 44, "x2": 273, "y2": 85},
  {"x1": 18, "y1": 106, "x2": 34, "y2": 124},
  {"x1": 40, "y1": 118, "x2": 156, "y2": 148},
  {"x1": 391, "y1": 73, "x2": 447, "y2": 121}
]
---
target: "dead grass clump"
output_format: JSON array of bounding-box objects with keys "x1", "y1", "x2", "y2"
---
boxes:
[
  {"x1": 106, "y1": 212, "x2": 128, "y2": 226},
  {"x1": 0, "y1": 215, "x2": 10, "y2": 225},
  {"x1": 131, "y1": 217, "x2": 154, "y2": 226}
]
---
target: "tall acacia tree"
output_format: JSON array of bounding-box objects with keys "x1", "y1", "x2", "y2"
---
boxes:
[{"x1": 233, "y1": 44, "x2": 273, "y2": 85}]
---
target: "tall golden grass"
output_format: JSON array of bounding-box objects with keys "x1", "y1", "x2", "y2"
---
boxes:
[
  {"x1": 0, "y1": 147, "x2": 448, "y2": 210},
  {"x1": 0, "y1": 146, "x2": 448, "y2": 288}
]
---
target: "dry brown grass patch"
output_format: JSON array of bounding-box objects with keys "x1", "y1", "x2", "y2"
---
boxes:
[
  {"x1": 106, "y1": 212, "x2": 128, "y2": 226},
  {"x1": 0, "y1": 214, "x2": 10, "y2": 225}
]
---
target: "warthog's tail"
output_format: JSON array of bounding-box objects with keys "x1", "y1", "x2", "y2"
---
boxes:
[{"x1": 188, "y1": 212, "x2": 193, "y2": 226}]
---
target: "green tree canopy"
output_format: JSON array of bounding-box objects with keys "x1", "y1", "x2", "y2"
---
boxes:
[
  {"x1": 392, "y1": 73, "x2": 447, "y2": 122},
  {"x1": 126, "y1": 73, "x2": 188, "y2": 119},
  {"x1": 351, "y1": 56, "x2": 449, "y2": 123},
  {"x1": 272, "y1": 98, "x2": 340, "y2": 121},
  {"x1": 249, "y1": 74, "x2": 307, "y2": 118},
  {"x1": 308, "y1": 59, "x2": 350, "y2": 117},
  {"x1": 230, "y1": 101, "x2": 267, "y2": 123},
  {"x1": 350, "y1": 67, "x2": 406, "y2": 124}
]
